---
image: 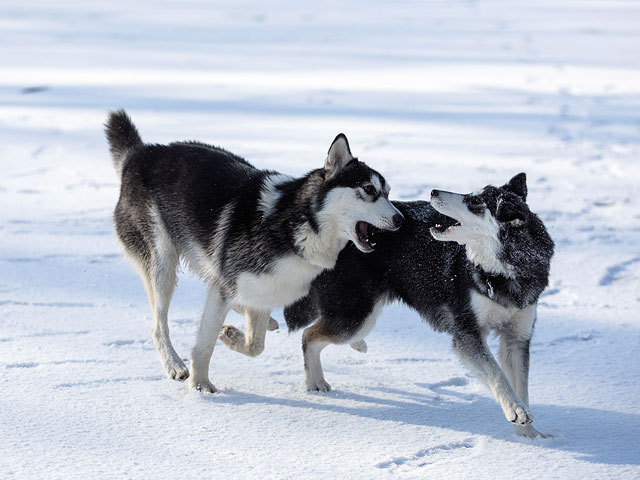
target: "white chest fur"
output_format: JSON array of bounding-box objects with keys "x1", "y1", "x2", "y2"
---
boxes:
[
  {"x1": 234, "y1": 255, "x2": 324, "y2": 309},
  {"x1": 470, "y1": 290, "x2": 536, "y2": 340}
]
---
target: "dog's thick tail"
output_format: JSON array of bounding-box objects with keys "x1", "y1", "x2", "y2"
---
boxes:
[
  {"x1": 284, "y1": 295, "x2": 320, "y2": 332},
  {"x1": 105, "y1": 109, "x2": 142, "y2": 176}
]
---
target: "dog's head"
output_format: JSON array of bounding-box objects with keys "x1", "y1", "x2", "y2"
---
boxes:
[
  {"x1": 429, "y1": 173, "x2": 536, "y2": 274},
  {"x1": 318, "y1": 134, "x2": 403, "y2": 253}
]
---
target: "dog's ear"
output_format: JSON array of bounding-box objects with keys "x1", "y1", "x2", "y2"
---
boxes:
[
  {"x1": 503, "y1": 172, "x2": 527, "y2": 201},
  {"x1": 325, "y1": 133, "x2": 354, "y2": 180},
  {"x1": 496, "y1": 197, "x2": 527, "y2": 226}
]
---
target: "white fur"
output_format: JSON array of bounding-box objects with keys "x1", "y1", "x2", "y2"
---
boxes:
[
  {"x1": 350, "y1": 339, "x2": 368, "y2": 353},
  {"x1": 305, "y1": 339, "x2": 331, "y2": 391},
  {"x1": 258, "y1": 173, "x2": 293, "y2": 218},
  {"x1": 189, "y1": 285, "x2": 230, "y2": 393},
  {"x1": 218, "y1": 309, "x2": 271, "y2": 357},
  {"x1": 453, "y1": 330, "x2": 532, "y2": 425},
  {"x1": 295, "y1": 188, "x2": 354, "y2": 267},
  {"x1": 235, "y1": 255, "x2": 324, "y2": 309},
  {"x1": 370, "y1": 174, "x2": 382, "y2": 193},
  {"x1": 431, "y1": 192, "x2": 514, "y2": 277},
  {"x1": 146, "y1": 207, "x2": 190, "y2": 380},
  {"x1": 295, "y1": 184, "x2": 401, "y2": 261},
  {"x1": 463, "y1": 213, "x2": 512, "y2": 277},
  {"x1": 325, "y1": 136, "x2": 353, "y2": 180},
  {"x1": 465, "y1": 291, "x2": 537, "y2": 426},
  {"x1": 470, "y1": 291, "x2": 536, "y2": 339}
]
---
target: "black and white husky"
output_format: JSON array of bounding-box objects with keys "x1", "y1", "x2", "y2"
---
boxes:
[
  {"x1": 105, "y1": 110, "x2": 403, "y2": 393},
  {"x1": 285, "y1": 174, "x2": 554, "y2": 437}
]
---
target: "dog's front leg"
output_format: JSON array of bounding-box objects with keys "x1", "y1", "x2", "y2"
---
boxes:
[
  {"x1": 452, "y1": 328, "x2": 532, "y2": 426},
  {"x1": 189, "y1": 285, "x2": 229, "y2": 393},
  {"x1": 498, "y1": 306, "x2": 549, "y2": 437},
  {"x1": 219, "y1": 309, "x2": 271, "y2": 357}
]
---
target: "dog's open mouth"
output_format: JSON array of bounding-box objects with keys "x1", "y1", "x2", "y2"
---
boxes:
[
  {"x1": 430, "y1": 220, "x2": 461, "y2": 238},
  {"x1": 355, "y1": 221, "x2": 376, "y2": 252},
  {"x1": 432, "y1": 221, "x2": 461, "y2": 233}
]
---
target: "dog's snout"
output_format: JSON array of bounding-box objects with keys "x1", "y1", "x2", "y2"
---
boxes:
[
  {"x1": 431, "y1": 190, "x2": 440, "y2": 198},
  {"x1": 392, "y1": 213, "x2": 404, "y2": 228}
]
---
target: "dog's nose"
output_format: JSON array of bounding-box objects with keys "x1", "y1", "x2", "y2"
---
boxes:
[
  {"x1": 392, "y1": 213, "x2": 404, "y2": 228},
  {"x1": 431, "y1": 190, "x2": 439, "y2": 198}
]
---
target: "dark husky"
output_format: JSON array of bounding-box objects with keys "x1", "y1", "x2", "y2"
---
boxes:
[
  {"x1": 105, "y1": 110, "x2": 403, "y2": 393},
  {"x1": 285, "y1": 173, "x2": 554, "y2": 437}
]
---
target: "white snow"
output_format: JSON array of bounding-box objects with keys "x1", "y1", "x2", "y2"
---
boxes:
[{"x1": 1, "y1": 1, "x2": 639, "y2": 478}]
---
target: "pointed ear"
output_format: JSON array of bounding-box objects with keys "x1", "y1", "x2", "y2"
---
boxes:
[
  {"x1": 504, "y1": 172, "x2": 527, "y2": 200},
  {"x1": 325, "y1": 133, "x2": 354, "y2": 180}
]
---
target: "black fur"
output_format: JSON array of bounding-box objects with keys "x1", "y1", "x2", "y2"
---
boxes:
[
  {"x1": 286, "y1": 197, "x2": 553, "y2": 338},
  {"x1": 104, "y1": 110, "x2": 143, "y2": 171},
  {"x1": 284, "y1": 177, "x2": 555, "y2": 434}
]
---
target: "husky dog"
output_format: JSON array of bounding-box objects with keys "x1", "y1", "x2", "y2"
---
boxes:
[
  {"x1": 105, "y1": 110, "x2": 403, "y2": 393},
  {"x1": 285, "y1": 174, "x2": 554, "y2": 437}
]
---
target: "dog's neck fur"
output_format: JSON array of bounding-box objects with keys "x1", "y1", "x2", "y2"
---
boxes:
[
  {"x1": 463, "y1": 233, "x2": 529, "y2": 308},
  {"x1": 465, "y1": 238, "x2": 514, "y2": 279},
  {"x1": 295, "y1": 219, "x2": 348, "y2": 269},
  {"x1": 288, "y1": 170, "x2": 349, "y2": 270},
  {"x1": 467, "y1": 248, "x2": 549, "y2": 310},
  {"x1": 469, "y1": 263, "x2": 515, "y2": 306}
]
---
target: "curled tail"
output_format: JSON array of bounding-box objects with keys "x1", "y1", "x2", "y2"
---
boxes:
[
  {"x1": 284, "y1": 294, "x2": 320, "y2": 332},
  {"x1": 105, "y1": 109, "x2": 142, "y2": 175}
]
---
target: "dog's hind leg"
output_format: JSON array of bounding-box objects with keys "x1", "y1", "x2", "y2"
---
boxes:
[
  {"x1": 218, "y1": 309, "x2": 271, "y2": 357},
  {"x1": 189, "y1": 285, "x2": 230, "y2": 393},
  {"x1": 302, "y1": 298, "x2": 380, "y2": 391},
  {"x1": 452, "y1": 325, "x2": 532, "y2": 426},
  {"x1": 146, "y1": 230, "x2": 190, "y2": 381},
  {"x1": 117, "y1": 206, "x2": 189, "y2": 382}
]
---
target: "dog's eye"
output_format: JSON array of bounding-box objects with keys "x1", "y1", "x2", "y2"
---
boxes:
[{"x1": 362, "y1": 185, "x2": 376, "y2": 196}]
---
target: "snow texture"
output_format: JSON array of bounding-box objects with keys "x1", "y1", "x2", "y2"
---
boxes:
[{"x1": 1, "y1": 1, "x2": 639, "y2": 479}]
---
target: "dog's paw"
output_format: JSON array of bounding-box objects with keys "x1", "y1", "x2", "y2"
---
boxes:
[
  {"x1": 162, "y1": 353, "x2": 190, "y2": 381},
  {"x1": 166, "y1": 361, "x2": 190, "y2": 381},
  {"x1": 190, "y1": 378, "x2": 217, "y2": 394},
  {"x1": 219, "y1": 325, "x2": 244, "y2": 348},
  {"x1": 505, "y1": 402, "x2": 533, "y2": 425},
  {"x1": 307, "y1": 378, "x2": 331, "y2": 392},
  {"x1": 267, "y1": 317, "x2": 279, "y2": 331},
  {"x1": 350, "y1": 339, "x2": 368, "y2": 353},
  {"x1": 515, "y1": 424, "x2": 553, "y2": 438}
]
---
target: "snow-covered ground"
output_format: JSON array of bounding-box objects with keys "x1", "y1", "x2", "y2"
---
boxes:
[{"x1": 1, "y1": 1, "x2": 639, "y2": 478}]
